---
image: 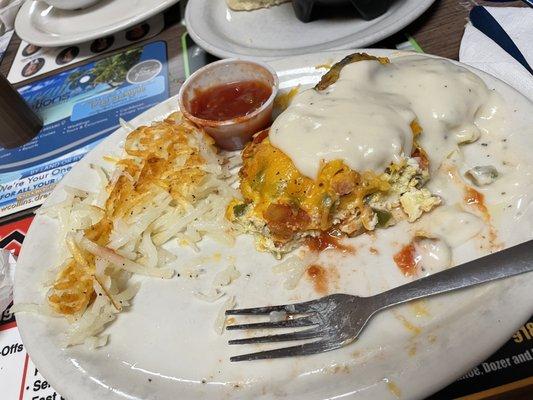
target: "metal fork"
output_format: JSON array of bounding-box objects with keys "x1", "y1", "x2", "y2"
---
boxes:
[{"x1": 226, "y1": 239, "x2": 533, "y2": 361}]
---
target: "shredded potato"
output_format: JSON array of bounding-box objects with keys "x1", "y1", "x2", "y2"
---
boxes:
[
  {"x1": 32, "y1": 112, "x2": 238, "y2": 346},
  {"x1": 273, "y1": 252, "x2": 318, "y2": 289}
]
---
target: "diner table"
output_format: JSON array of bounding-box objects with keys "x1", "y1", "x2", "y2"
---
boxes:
[{"x1": 0, "y1": 0, "x2": 531, "y2": 399}]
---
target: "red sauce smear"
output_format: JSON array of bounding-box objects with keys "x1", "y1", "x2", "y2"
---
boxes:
[
  {"x1": 264, "y1": 203, "x2": 311, "y2": 241},
  {"x1": 307, "y1": 264, "x2": 328, "y2": 295},
  {"x1": 465, "y1": 186, "x2": 500, "y2": 247},
  {"x1": 190, "y1": 80, "x2": 272, "y2": 121},
  {"x1": 393, "y1": 243, "x2": 418, "y2": 276},
  {"x1": 411, "y1": 147, "x2": 429, "y2": 171},
  {"x1": 306, "y1": 231, "x2": 354, "y2": 253},
  {"x1": 464, "y1": 187, "x2": 489, "y2": 220},
  {"x1": 252, "y1": 128, "x2": 269, "y2": 144}
]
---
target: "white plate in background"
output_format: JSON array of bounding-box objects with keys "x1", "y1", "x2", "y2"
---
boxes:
[
  {"x1": 185, "y1": 0, "x2": 435, "y2": 59},
  {"x1": 15, "y1": 0, "x2": 179, "y2": 47}
]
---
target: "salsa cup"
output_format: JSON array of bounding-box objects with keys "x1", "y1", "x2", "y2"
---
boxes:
[{"x1": 178, "y1": 58, "x2": 279, "y2": 150}]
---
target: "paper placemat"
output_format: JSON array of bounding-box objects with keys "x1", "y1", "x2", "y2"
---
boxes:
[
  {"x1": 0, "y1": 215, "x2": 64, "y2": 400},
  {"x1": 7, "y1": 14, "x2": 164, "y2": 84},
  {"x1": 0, "y1": 41, "x2": 170, "y2": 218}
]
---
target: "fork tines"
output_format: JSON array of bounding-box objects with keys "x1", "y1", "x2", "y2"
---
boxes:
[
  {"x1": 225, "y1": 299, "x2": 319, "y2": 316},
  {"x1": 228, "y1": 340, "x2": 343, "y2": 362},
  {"x1": 226, "y1": 315, "x2": 317, "y2": 331},
  {"x1": 225, "y1": 300, "x2": 332, "y2": 361}
]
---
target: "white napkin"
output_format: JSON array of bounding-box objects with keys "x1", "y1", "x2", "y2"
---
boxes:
[
  {"x1": 0, "y1": 249, "x2": 16, "y2": 313},
  {"x1": 460, "y1": 6, "x2": 533, "y2": 100}
]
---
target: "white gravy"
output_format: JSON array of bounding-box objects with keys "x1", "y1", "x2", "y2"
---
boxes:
[
  {"x1": 270, "y1": 56, "x2": 503, "y2": 179},
  {"x1": 414, "y1": 238, "x2": 452, "y2": 275}
]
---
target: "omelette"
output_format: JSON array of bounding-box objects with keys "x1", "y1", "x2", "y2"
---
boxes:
[{"x1": 228, "y1": 54, "x2": 441, "y2": 256}]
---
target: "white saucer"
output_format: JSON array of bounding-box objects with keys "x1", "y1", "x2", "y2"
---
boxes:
[
  {"x1": 15, "y1": 0, "x2": 179, "y2": 47},
  {"x1": 185, "y1": 0, "x2": 435, "y2": 59}
]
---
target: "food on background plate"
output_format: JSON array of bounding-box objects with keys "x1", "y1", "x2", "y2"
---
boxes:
[
  {"x1": 226, "y1": 0, "x2": 290, "y2": 11},
  {"x1": 36, "y1": 113, "x2": 238, "y2": 346}
]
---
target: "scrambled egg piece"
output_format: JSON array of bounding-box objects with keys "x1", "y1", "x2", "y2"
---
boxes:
[
  {"x1": 226, "y1": 0, "x2": 290, "y2": 11},
  {"x1": 400, "y1": 189, "x2": 441, "y2": 222}
]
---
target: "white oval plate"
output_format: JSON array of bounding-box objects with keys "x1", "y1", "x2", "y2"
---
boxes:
[
  {"x1": 15, "y1": 0, "x2": 179, "y2": 47},
  {"x1": 15, "y1": 50, "x2": 533, "y2": 400},
  {"x1": 185, "y1": 0, "x2": 435, "y2": 59}
]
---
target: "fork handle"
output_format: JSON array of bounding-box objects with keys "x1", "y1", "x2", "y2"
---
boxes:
[{"x1": 372, "y1": 239, "x2": 533, "y2": 310}]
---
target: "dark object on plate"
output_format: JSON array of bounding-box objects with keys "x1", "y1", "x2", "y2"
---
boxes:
[
  {"x1": 0, "y1": 74, "x2": 43, "y2": 149},
  {"x1": 292, "y1": 0, "x2": 392, "y2": 23}
]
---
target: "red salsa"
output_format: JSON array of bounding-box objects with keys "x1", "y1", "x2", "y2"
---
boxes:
[
  {"x1": 306, "y1": 264, "x2": 328, "y2": 295},
  {"x1": 393, "y1": 243, "x2": 418, "y2": 276},
  {"x1": 189, "y1": 80, "x2": 272, "y2": 121},
  {"x1": 306, "y1": 231, "x2": 354, "y2": 253}
]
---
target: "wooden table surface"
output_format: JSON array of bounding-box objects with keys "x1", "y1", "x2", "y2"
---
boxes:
[{"x1": 0, "y1": 0, "x2": 530, "y2": 398}]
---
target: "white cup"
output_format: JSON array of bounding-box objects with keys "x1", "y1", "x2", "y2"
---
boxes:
[{"x1": 44, "y1": 0, "x2": 103, "y2": 10}]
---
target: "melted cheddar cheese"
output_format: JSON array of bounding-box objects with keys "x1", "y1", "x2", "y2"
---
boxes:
[
  {"x1": 228, "y1": 120, "x2": 438, "y2": 254},
  {"x1": 236, "y1": 136, "x2": 389, "y2": 238}
]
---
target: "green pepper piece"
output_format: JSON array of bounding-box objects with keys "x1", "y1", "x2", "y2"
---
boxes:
[
  {"x1": 374, "y1": 209, "x2": 392, "y2": 227},
  {"x1": 233, "y1": 203, "x2": 247, "y2": 218}
]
